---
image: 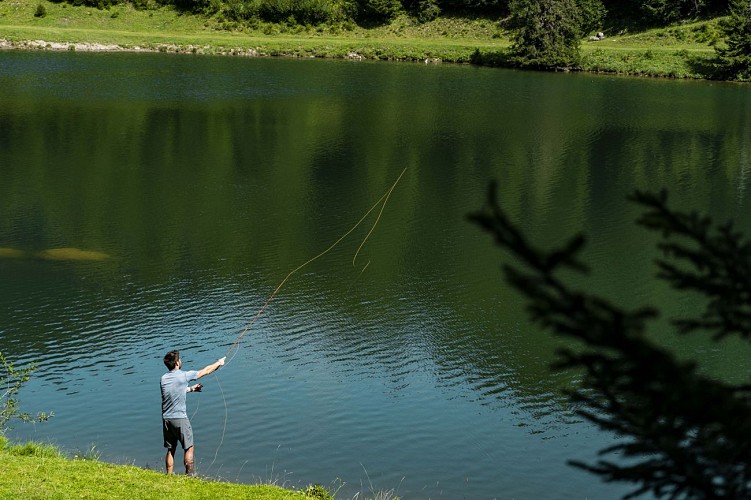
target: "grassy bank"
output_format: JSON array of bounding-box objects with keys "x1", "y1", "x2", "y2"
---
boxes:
[
  {"x1": 579, "y1": 20, "x2": 721, "y2": 78},
  {"x1": 0, "y1": 0, "x2": 724, "y2": 78},
  {"x1": 0, "y1": 437, "x2": 315, "y2": 499},
  {"x1": 470, "y1": 19, "x2": 722, "y2": 78},
  {"x1": 0, "y1": 0, "x2": 502, "y2": 61}
]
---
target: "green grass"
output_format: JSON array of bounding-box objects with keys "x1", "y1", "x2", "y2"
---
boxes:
[
  {"x1": 577, "y1": 18, "x2": 720, "y2": 78},
  {"x1": 0, "y1": 436, "x2": 308, "y2": 500},
  {"x1": 579, "y1": 46, "x2": 714, "y2": 79},
  {"x1": 0, "y1": 0, "x2": 728, "y2": 76},
  {"x1": 0, "y1": 0, "x2": 504, "y2": 61}
]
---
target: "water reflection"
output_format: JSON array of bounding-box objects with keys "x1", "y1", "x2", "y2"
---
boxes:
[{"x1": 1, "y1": 52, "x2": 750, "y2": 498}]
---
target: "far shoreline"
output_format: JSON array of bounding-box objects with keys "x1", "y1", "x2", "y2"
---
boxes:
[
  {"x1": 0, "y1": 34, "x2": 471, "y2": 65},
  {"x1": 0, "y1": 38, "x2": 315, "y2": 57},
  {"x1": 0, "y1": 35, "x2": 726, "y2": 83},
  {"x1": 0, "y1": 1, "x2": 732, "y2": 80}
]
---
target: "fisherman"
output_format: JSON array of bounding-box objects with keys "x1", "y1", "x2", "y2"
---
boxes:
[{"x1": 160, "y1": 350, "x2": 225, "y2": 475}]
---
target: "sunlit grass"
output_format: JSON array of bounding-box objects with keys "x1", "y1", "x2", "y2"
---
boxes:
[
  {"x1": 0, "y1": 436, "x2": 307, "y2": 499},
  {"x1": 0, "y1": 1, "x2": 504, "y2": 61},
  {"x1": 580, "y1": 46, "x2": 714, "y2": 78},
  {"x1": 573, "y1": 17, "x2": 719, "y2": 77},
  {"x1": 0, "y1": 437, "x2": 403, "y2": 499},
  {"x1": 0, "y1": 0, "x2": 724, "y2": 75}
]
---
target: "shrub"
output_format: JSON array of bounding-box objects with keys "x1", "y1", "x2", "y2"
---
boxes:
[
  {"x1": 222, "y1": 0, "x2": 259, "y2": 20},
  {"x1": 415, "y1": 0, "x2": 440, "y2": 22},
  {"x1": 257, "y1": 0, "x2": 337, "y2": 24},
  {"x1": 693, "y1": 22, "x2": 722, "y2": 44},
  {"x1": 34, "y1": 3, "x2": 47, "y2": 16},
  {"x1": 402, "y1": 0, "x2": 440, "y2": 22},
  {"x1": 349, "y1": 0, "x2": 402, "y2": 25},
  {"x1": 304, "y1": 484, "x2": 334, "y2": 500},
  {"x1": 508, "y1": 0, "x2": 582, "y2": 69},
  {"x1": 63, "y1": 0, "x2": 120, "y2": 8},
  {"x1": 167, "y1": 0, "x2": 212, "y2": 12},
  {"x1": 437, "y1": 0, "x2": 505, "y2": 16},
  {"x1": 1, "y1": 352, "x2": 52, "y2": 432},
  {"x1": 641, "y1": 0, "x2": 705, "y2": 25},
  {"x1": 131, "y1": 0, "x2": 150, "y2": 10}
]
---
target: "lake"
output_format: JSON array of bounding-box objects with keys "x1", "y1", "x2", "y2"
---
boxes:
[{"x1": 1, "y1": 51, "x2": 750, "y2": 499}]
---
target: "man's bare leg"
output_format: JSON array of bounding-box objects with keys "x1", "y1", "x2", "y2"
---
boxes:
[
  {"x1": 185, "y1": 446, "x2": 195, "y2": 476},
  {"x1": 165, "y1": 448, "x2": 175, "y2": 474}
]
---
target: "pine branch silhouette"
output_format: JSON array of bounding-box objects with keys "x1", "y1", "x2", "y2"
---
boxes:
[{"x1": 469, "y1": 183, "x2": 751, "y2": 499}]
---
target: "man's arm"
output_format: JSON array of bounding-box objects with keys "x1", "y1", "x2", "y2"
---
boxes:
[{"x1": 196, "y1": 357, "x2": 226, "y2": 379}]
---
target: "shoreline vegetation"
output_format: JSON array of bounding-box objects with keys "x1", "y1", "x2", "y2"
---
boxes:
[{"x1": 0, "y1": 0, "x2": 733, "y2": 80}]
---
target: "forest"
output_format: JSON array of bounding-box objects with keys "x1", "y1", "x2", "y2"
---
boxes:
[{"x1": 54, "y1": 0, "x2": 734, "y2": 33}]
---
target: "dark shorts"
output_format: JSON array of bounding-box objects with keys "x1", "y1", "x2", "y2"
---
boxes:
[{"x1": 163, "y1": 418, "x2": 194, "y2": 450}]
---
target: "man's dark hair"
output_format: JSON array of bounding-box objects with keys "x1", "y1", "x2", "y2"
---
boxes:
[{"x1": 163, "y1": 350, "x2": 180, "y2": 370}]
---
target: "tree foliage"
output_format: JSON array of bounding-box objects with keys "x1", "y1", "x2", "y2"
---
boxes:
[
  {"x1": 436, "y1": 0, "x2": 506, "y2": 15},
  {"x1": 508, "y1": 0, "x2": 582, "y2": 69},
  {"x1": 597, "y1": 0, "x2": 725, "y2": 26},
  {"x1": 469, "y1": 186, "x2": 751, "y2": 498},
  {"x1": 641, "y1": 0, "x2": 706, "y2": 24},
  {"x1": 350, "y1": 0, "x2": 403, "y2": 24},
  {"x1": 576, "y1": 0, "x2": 607, "y2": 34},
  {"x1": 715, "y1": 0, "x2": 751, "y2": 80},
  {"x1": 1, "y1": 352, "x2": 52, "y2": 432},
  {"x1": 43, "y1": 0, "x2": 730, "y2": 33}
]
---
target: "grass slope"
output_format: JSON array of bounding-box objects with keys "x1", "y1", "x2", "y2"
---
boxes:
[
  {"x1": 579, "y1": 20, "x2": 722, "y2": 78},
  {"x1": 0, "y1": 0, "x2": 726, "y2": 78},
  {"x1": 0, "y1": 0, "x2": 503, "y2": 61},
  {"x1": 0, "y1": 438, "x2": 307, "y2": 500}
]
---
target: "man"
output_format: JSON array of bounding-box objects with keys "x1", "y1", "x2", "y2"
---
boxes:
[{"x1": 160, "y1": 350, "x2": 225, "y2": 475}]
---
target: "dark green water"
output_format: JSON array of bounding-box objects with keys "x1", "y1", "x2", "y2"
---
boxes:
[{"x1": 1, "y1": 51, "x2": 750, "y2": 498}]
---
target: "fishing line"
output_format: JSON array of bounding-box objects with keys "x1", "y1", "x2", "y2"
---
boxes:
[
  {"x1": 206, "y1": 371, "x2": 227, "y2": 474},
  {"x1": 343, "y1": 168, "x2": 403, "y2": 291},
  {"x1": 190, "y1": 394, "x2": 200, "y2": 420},
  {"x1": 352, "y1": 168, "x2": 403, "y2": 270},
  {"x1": 206, "y1": 168, "x2": 407, "y2": 473},
  {"x1": 223, "y1": 167, "x2": 407, "y2": 365}
]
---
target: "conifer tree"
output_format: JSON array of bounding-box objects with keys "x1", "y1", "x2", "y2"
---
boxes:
[
  {"x1": 508, "y1": 0, "x2": 582, "y2": 69},
  {"x1": 716, "y1": 0, "x2": 751, "y2": 80}
]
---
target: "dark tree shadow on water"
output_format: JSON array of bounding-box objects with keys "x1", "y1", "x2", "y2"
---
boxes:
[
  {"x1": 468, "y1": 182, "x2": 751, "y2": 499},
  {"x1": 469, "y1": 48, "x2": 513, "y2": 67}
]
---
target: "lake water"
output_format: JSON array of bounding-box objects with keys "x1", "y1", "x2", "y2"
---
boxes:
[{"x1": 1, "y1": 51, "x2": 750, "y2": 499}]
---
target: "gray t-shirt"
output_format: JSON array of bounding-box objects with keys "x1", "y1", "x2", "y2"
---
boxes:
[{"x1": 160, "y1": 369, "x2": 199, "y2": 419}]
